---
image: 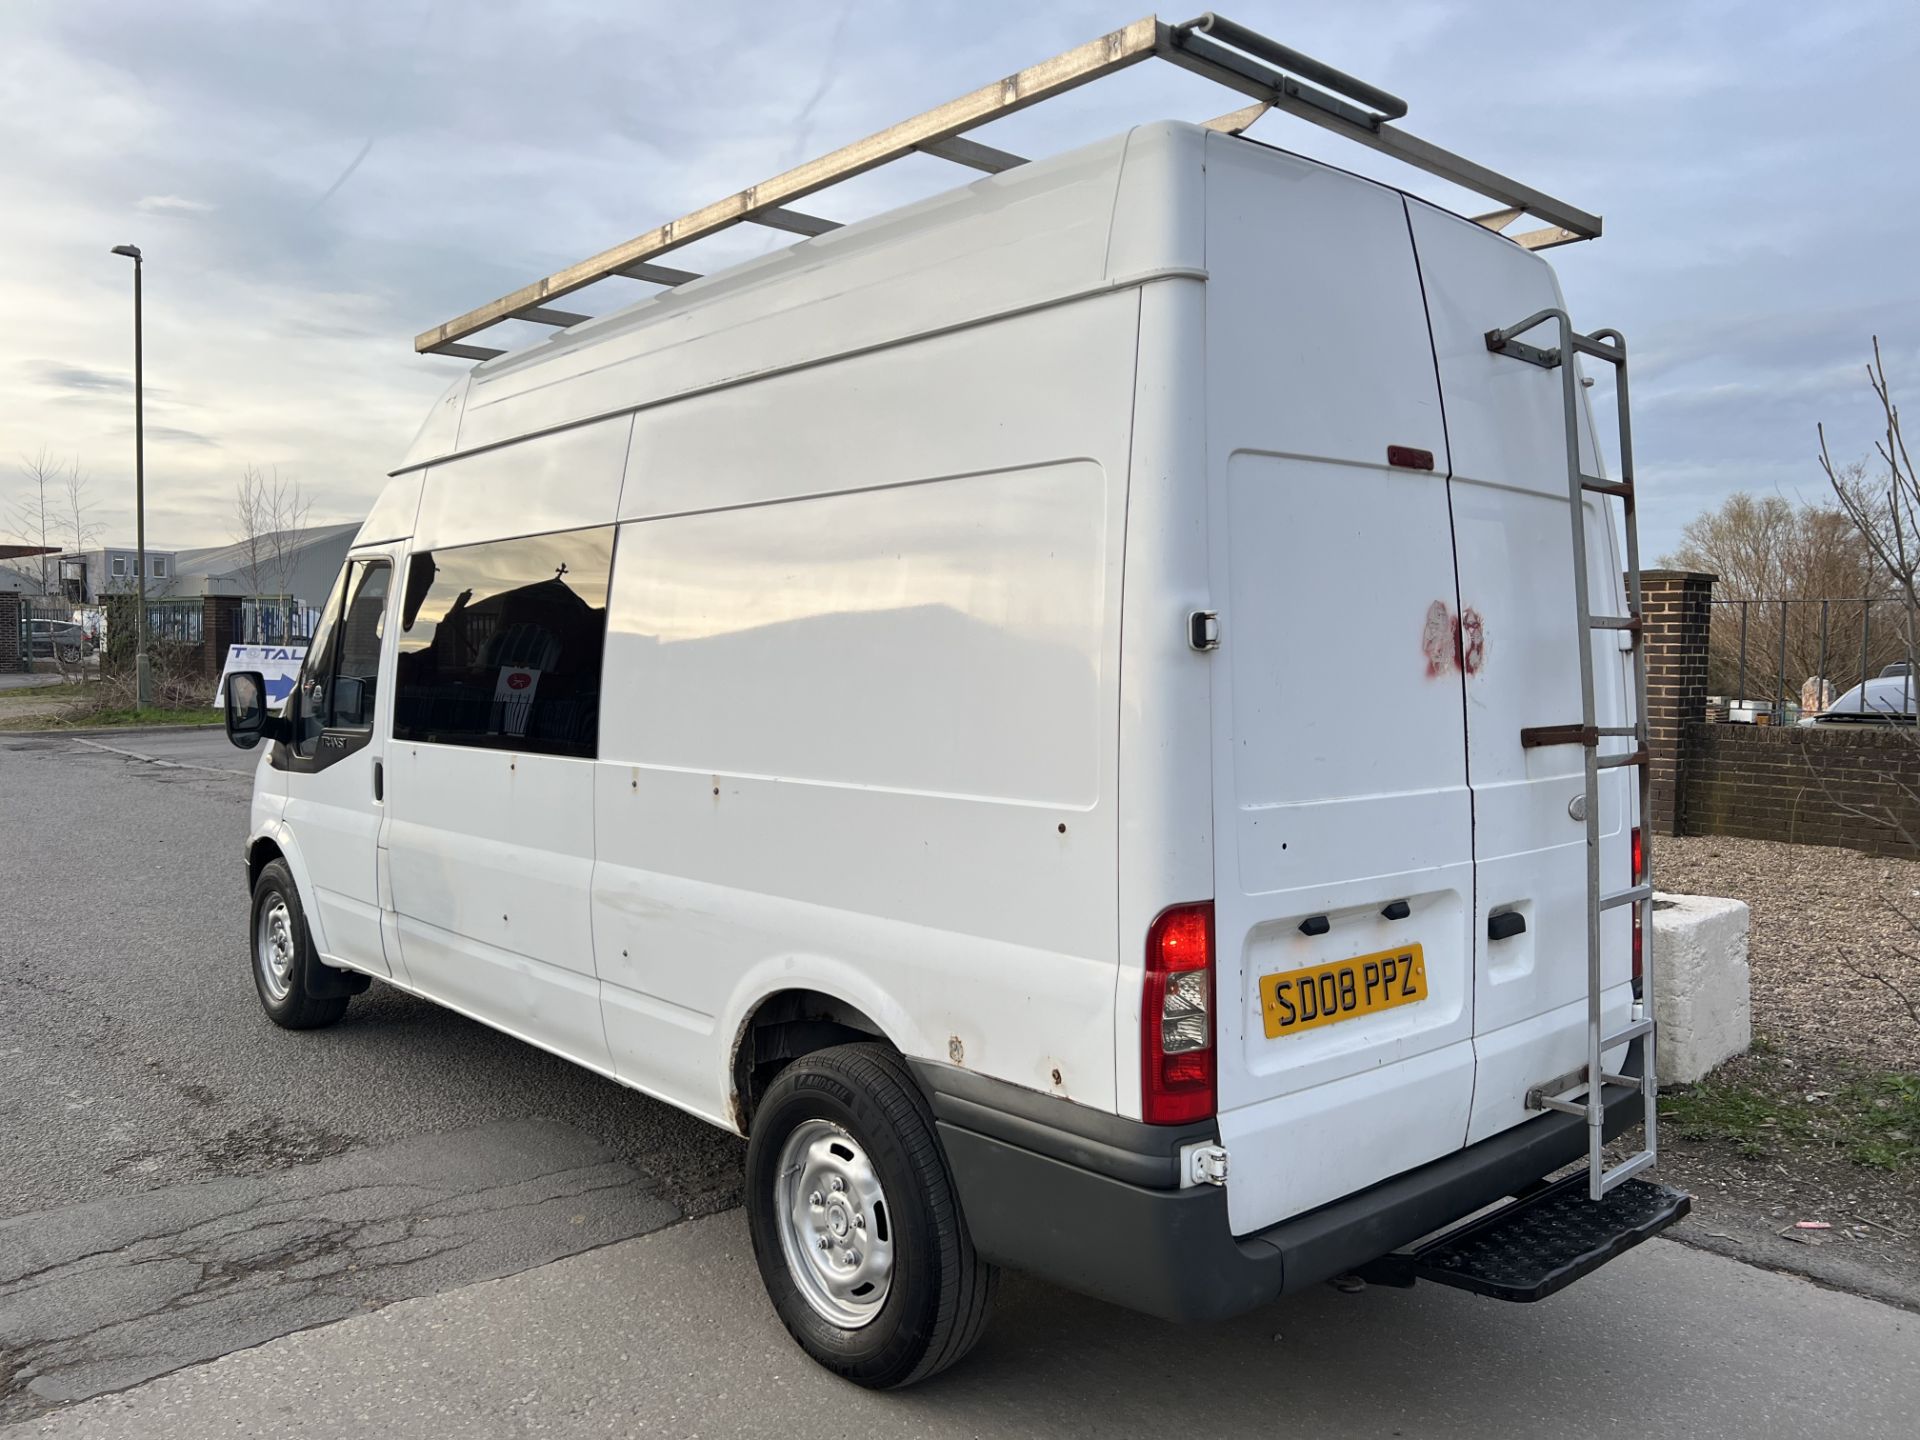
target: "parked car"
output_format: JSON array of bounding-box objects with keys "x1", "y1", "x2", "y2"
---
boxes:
[
  {"x1": 1805, "y1": 673, "x2": 1916, "y2": 723},
  {"x1": 28, "y1": 618, "x2": 90, "y2": 663},
  {"x1": 218, "y1": 18, "x2": 1682, "y2": 1390}
]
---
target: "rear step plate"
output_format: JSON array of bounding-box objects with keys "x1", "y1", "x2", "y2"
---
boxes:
[{"x1": 1410, "y1": 1170, "x2": 1690, "y2": 1302}]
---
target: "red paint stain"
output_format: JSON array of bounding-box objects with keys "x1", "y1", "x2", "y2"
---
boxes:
[
  {"x1": 1422, "y1": 601, "x2": 1453, "y2": 677},
  {"x1": 1459, "y1": 607, "x2": 1486, "y2": 674},
  {"x1": 1423, "y1": 602, "x2": 1486, "y2": 677}
]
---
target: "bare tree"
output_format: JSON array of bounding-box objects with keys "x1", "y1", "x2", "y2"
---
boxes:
[
  {"x1": 7, "y1": 450, "x2": 59, "y2": 595},
  {"x1": 267, "y1": 471, "x2": 311, "y2": 641},
  {"x1": 232, "y1": 464, "x2": 274, "y2": 640},
  {"x1": 62, "y1": 459, "x2": 98, "y2": 568},
  {"x1": 233, "y1": 464, "x2": 312, "y2": 641},
  {"x1": 1662, "y1": 488, "x2": 1891, "y2": 697},
  {"x1": 1822, "y1": 337, "x2": 1920, "y2": 674},
  {"x1": 1812, "y1": 338, "x2": 1920, "y2": 1034}
]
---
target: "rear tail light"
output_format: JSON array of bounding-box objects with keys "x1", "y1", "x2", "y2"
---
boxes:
[
  {"x1": 1630, "y1": 825, "x2": 1645, "y2": 992},
  {"x1": 1142, "y1": 901, "x2": 1215, "y2": 1125}
]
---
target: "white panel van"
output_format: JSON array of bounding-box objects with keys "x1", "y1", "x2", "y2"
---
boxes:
[{"x1": 222, "y1": 19, "x2": 1686, "y2": 1389}]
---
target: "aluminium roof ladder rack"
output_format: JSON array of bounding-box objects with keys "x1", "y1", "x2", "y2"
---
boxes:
[{"x1": 418, "y1": 12, "x2": 1603, "y2": 362}]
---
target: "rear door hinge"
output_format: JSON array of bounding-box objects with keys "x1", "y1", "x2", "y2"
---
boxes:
[
  {"x1": 1188, "y1": 610, "x2": 1220, "y2": 651},
  {"x1": 1181, "y1": 1142, "x2": 1230, "y2": 1187}
]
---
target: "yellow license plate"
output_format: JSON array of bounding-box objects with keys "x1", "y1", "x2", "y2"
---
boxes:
[{"x1": 1260, "y1": 944, "x2": 1429, "y2": 1039}]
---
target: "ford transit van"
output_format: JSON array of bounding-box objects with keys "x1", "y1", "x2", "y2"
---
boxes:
[{"x1": 222, "y1": 15, "x2": 1685, "y2": 1387}]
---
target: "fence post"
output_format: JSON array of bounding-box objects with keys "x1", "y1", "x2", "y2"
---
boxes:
[
  {"x1": 201, "y1": 594, "x2": 242, "y2": 683},
  {"x1": 1639, "y1": 569, "x2": 1716, "y2": 837},
  {"x1": 1776, "y1": 598, "x2": 1789, "y2": 723}
]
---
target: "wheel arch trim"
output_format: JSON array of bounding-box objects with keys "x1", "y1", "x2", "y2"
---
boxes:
[{"x1": 246, "y1": 823, "x2": 329, "y2": 957}]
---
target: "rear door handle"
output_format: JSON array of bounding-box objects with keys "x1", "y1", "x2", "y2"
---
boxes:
[
  {"x1": 373, "y1": 759, "x2": 384, "y2": 802},
  {"x1": 1488, "y1": 911, "x2": 1525, "y2": 941}
]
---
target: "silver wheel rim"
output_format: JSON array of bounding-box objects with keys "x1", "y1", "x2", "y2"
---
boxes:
[
  {"x1": 774, "y1": 1119, "x2": 894, "y2": 1328},
  {"x1": 256, "y1": 896, "x2": 295, "y2": 1003}
]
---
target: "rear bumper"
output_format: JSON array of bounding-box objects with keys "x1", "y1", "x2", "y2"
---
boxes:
[{"x1": 912, "y1": 1043, "x2": 1647, "y2": 1323}]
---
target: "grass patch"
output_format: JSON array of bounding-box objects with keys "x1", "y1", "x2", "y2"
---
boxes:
[
  {"x1": 1662, "y1": 1065, "x2": 1920, "y2": 1172},
  {"x1": 0, "y1": 707, "x2": 221, "y2": 732},
  {"x1": 0, "y1": 681, "x2": 99, "y2": 702}
]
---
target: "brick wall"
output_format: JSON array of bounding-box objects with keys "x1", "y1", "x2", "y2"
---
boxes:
[
  {"x1": 1639, "y1": 570, "x2": 1715, "y2": 835},
  {"x1": 1681, "y1": 721, "x2": 1920, "y2": 859},
  {"x1": 0, "y1": 592, "x2": 22, "y2": 672},
  {"x1": 202, "y1": 594, "x2": 242, "y2": 680}
]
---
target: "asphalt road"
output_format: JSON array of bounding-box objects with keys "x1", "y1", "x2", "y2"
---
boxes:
[
  {"x1": 2, "y1": 727, "x2": 1917, "y2": 1436},
  {"x1": 0, "y1": 726, "x2": 741, "y2": 1421},
  {"x1": 9, "y1": 1214, "x2": 1917, "y2": 1440}
]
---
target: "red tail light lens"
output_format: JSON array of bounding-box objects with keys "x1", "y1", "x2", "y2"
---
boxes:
[
  {"x1": 1142, "y1": 901, "x2": 1216, "y2": 1126},
  {"x1": 1631, "y1": 825, "x2": 1645, "y2": 987}
]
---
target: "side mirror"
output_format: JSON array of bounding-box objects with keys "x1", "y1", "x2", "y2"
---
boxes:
[{"x1": 225, "y1": 670, "x2": 269, "y2": 750}]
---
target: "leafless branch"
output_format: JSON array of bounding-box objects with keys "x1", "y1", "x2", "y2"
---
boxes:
[{"x1": 8, "y1": 449, "x2": 60, "y2": 595}]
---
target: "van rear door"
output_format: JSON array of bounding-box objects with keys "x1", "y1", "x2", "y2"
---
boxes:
[
  {"x1": 1202, "y1": 140, "x2": 1478, "y2": 1235},
  {"x1": 1403, "y1": 203, "x2": 1636, "y2": 1146}
]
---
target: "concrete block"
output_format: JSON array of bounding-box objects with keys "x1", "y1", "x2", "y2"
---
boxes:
[{"x1": 1651, "y1": 892, "x2": 1752, "y2": 1086}]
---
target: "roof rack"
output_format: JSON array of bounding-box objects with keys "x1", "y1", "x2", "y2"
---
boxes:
[{"x1": 418, "y1": 12, "x2": 1601, "y2": 362}]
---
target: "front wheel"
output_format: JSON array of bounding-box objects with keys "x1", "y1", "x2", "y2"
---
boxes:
[
  {"x1": 250, "y1": 859, "x2": 350, "y2": 1030},
  {"x1": 745, "y1": 1043, "x2": 997, "y2": 1388}
]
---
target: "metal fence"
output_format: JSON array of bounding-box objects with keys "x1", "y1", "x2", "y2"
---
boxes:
[
  {"x1": 24, "y1": 599, "x2": 96, "y2": 662},
  {"x1": 1709, "y1": 596, "x2": 1913, "y2": 723},
  {"x1": 144, "y1": 599, "x2": 203, "y2": 647},
  {"x1": 240, "y1": 596, "x2": 318, "y2": 645}
]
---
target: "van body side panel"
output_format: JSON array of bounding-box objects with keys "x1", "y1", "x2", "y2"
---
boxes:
[
  {"x1": 379, "y1": 421, "x2": 629, "y2": 1072},
  {"x1": 1404, "y1": 203, "x2": 1636, "y2": 1143},
  {"x1": 1111, "y1": 275, "x2": 1214, "y2": 1121},
  {"x1": 451, "y1": 137, "x2": 1132, "y2": 453},
  {"x1": 592, "y1": 294, "x2": 1138, "y2": 1123},
  {"x1": 1201, "y1": 135, "x2": 1476, "y2": 1234},
  {"x1": 384, "y1": 745, "x2": 610, "y2": 1069},
  {"x1": 355, "y1": 473, "x2": 425, "y2": 548},
  {"x1": 410, "y1": 416, "x2": 632, "y2": 551}
]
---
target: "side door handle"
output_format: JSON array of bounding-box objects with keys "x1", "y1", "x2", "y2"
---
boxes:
[{"x1": 373, "y1": 759, "x2": 384, "y2": 802}]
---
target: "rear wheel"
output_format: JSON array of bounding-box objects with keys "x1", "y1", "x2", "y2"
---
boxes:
[
  {"x1": 745, "y1": 1043, "x2": 996, "y2": 1388},
  {"x1": 250, "y1": 859, "x2": 349, "y2": 1030}
]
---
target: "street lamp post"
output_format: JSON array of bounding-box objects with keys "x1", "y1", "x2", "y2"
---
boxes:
[{"x1": 110, "y1": 243, "x2": 149, "y2": 707}]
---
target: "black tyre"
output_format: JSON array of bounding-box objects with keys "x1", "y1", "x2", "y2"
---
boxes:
[
  {"x1": 249, "y1": 859, "x2": 350, "y2": 1030},
  {"x1": 745, "y1": 1042, "x2": 997, "y2": 1388}
]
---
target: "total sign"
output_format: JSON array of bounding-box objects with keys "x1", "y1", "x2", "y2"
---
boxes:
[{"x1": 212, "y1": 645, "x2": 308, "y2": 707}]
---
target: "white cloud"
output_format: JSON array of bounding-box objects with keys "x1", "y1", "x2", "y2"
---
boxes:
[
  {"x1": 0, "y1": 0, "x2": 1914, "y2": 559},
  {"x1": 134, "y1": 194, "x2": 218, "y2": 214}
]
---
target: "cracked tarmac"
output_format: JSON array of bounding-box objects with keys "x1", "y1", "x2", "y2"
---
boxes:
[{"x1": 0, "y1": 1119, "x2": 676, "y2": 1421}]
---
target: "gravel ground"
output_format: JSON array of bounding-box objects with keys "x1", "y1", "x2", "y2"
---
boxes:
[
  {"x1": 1661, "y1": 834, "x2": 1920, "y2": 1070},
  {"x1": 1657, "y1": 834, "x2": 1920, "y2": 1305}
]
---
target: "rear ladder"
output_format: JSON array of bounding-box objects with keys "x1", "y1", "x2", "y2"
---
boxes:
[{"x1": 1486, "y1": 309, "x2": 1657, "y2": 1201}]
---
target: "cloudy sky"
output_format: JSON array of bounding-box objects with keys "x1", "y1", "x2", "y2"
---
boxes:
[{"x1": 1, "y1": 0, "x2": 1913, "y2": 559}]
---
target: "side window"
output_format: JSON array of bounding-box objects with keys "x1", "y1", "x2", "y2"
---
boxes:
[
  {"x1": 330, "y1": 564, "x2": 389, "y2": 729},
  {"x1": 393, "y1": 528, "x2": 615, "y2": 759},
  {"x1": 293, "y1": 558, "x2": 390, "y2": 757}
]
